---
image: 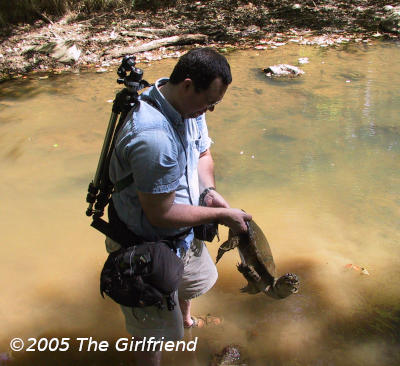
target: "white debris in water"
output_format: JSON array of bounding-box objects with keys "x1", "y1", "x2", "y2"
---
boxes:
[
  {"x1": 240, "y1": 151, "x2": 244, "y2": 155},
  {"x1": 251, "y1": 155, "x2": 255, "y2": 159},
  {"x1": 298, "y1": 57, "x2": 309, "y2": 64},
  {"x1": 346, "y1": 80, "x2": 351, "y2": 83},
  {"x1": 361, "y1": 268, "x2": 370, "y2": 275},
  {"x1": 107, "y1": 100, "x2": 113, "y2": 103}
]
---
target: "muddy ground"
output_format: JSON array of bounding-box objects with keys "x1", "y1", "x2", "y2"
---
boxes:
[{"x1": 0, "y1": 0, "x2": 399, "y2": 81}]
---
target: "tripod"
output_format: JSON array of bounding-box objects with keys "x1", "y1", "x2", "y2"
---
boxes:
[{"x1": 85, "y1": 55, "x2": 150, "y2": 235}]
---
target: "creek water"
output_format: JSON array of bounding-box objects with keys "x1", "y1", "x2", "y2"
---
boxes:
[{"x1": 1, "y1": 42, "x2": 399, "y2": 366}]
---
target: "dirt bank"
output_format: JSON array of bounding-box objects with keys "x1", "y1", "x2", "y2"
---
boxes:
[{"x1": 1, "y1": 0, "x2": 399, "y2": 81}]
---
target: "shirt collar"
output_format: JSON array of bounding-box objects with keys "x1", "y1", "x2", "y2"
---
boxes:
[{"x1": 148, "y1": 78, "x2": 184, "y2": 127}]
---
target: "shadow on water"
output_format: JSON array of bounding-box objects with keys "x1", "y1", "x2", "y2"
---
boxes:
[
  {"x1": 209, "y1": 256, "x2": 400, "y2": 366},
  {"x1": 5, "y1": 257, "x2": 400, "y2": 366}
]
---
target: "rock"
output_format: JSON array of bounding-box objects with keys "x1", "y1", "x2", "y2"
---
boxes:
[
  {"x1": 263, "y1": 64, "x2": 305, "y2": 78},
  {"x1": 380, "y1": 6, "x2": 400, "y2": 33},
  {"x1": 51, "y1": 41, "x2": 81, "y2": 64},
  {"x1": 383, "y1": 5, "x2": 394, "y2": 12},
  {"x1": 22, "y1": 40, "x2": 81, "y2": 64}
]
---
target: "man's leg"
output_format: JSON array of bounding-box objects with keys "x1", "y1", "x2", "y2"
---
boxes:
[
  {"x1": 179, "y1": 298, "x2": 193, "y2": 327},
  {"x1": 178, "y1": 239, "x2": 220, "y2": 328}
]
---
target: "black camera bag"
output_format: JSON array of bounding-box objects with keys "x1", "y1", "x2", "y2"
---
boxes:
[
  {"x1": 100, "y1": 241, "x2": 184, "y2": 310},
  {"x1": 193, "y1": 187, "x2": 219, "y2": 242}
]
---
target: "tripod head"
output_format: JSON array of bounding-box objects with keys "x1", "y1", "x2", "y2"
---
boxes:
[
  {"x1": 86, "y1": 55, "x2": 151, "y2": 219},
  {"x1": 113, "y1": 55, "x2": 150, "y2": 114},
  {"x1": 117, "y1": 55, "x2": 145, "y2": 88}
]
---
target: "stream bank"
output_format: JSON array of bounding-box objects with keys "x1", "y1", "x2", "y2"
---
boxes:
[{"x1": 1, "y1": 0, "x2": 400, "y2": 81}]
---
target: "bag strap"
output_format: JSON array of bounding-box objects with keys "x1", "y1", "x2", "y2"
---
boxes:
[{"x1": 114, "y1": 95, "x2": 164, "y2": 193}]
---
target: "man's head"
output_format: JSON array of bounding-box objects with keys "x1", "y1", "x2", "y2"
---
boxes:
[{"x1": 164, "y1": 48, "x2": 232, "y2": 118}]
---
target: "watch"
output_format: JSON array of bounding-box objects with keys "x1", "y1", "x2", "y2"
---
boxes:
[{"x1": 199, "y1": 187, "x2": 216, "y2": 206}]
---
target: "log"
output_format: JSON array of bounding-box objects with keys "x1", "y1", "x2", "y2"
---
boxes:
[
  {"x1": 107, "y1": 34, "x2": 208, "y2": 58},
  {"x1": 120, "y1": 31, "x2": 157, "y2": 39},
  {"x1": 137, "y1": 27, "x2": 175, "y2": 35}
]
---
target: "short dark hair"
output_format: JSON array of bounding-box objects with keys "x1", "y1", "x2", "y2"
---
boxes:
[{"x1": 169, "y1": 48, "x2": 232, "y2": 91}]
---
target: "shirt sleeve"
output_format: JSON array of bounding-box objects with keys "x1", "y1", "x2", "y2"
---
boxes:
[
  {"x1": 197, "y1": 114, "x2": 212, "y2": 153},
  {"x1": 125, "y1": 128, "x2": 181, "y2": 193}
]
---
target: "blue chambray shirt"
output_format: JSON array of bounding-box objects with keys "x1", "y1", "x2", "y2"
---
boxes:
[{"x1": 109, "y1": 78, "x2": 212, "y2": 251}]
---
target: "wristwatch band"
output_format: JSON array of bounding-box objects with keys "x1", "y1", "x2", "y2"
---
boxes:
[{"x1": 199, "y1": 187, "x2": 216, "y2": 206}]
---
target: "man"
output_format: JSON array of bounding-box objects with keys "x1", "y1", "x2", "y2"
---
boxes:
[{"x1": 106, "y1": 47, "x2": 252, "y2": 365}]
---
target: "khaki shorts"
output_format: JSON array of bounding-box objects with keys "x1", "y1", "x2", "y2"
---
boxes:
[{"x1": 105, "y1": 237, "x2": 218, "y2": 341}]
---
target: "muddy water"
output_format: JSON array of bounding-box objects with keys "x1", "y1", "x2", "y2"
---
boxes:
[{"x1": 1, "y1": 42, "x2": 400, "y2": 365}]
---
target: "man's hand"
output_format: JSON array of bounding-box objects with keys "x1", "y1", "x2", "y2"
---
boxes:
[
  {"x1": 203, "y1": 189, "x2": 230, "y2": 208},
  {"x1": 137, "y1": 190, "x2": 251, "y2": 234},
  {"x1": 220, "y1": 208, "x2": 252, "y2": 234},
  {"x1": 202, "y1": 190, "x2": 253, "y2": 234}
]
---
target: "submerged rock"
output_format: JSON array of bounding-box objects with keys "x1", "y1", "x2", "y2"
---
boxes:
[
  {"x1": 0, "y1": 352, "x2": 13, "y2": 365},
  {"x1": 210, "y1": 345, "x2": 247, "y2": 366},
  {"x1": 263, "y1": 64, "x2": 304, "y2": 78}
]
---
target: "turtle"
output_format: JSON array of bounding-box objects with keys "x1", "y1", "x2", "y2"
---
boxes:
[{"x1": 216, "y1": 220, "x2": 299, "y2": 299}]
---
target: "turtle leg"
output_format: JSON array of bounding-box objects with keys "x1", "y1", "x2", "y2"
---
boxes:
[
  {"x1": 265, "y1": 273, "x2": 300, "y2": 299},
  {"x1": 237, "y1": 263, "x2": 261, "y2": 294},
  {"x1": 215, "y1": 232, "x2": 240, "y2": 264}
]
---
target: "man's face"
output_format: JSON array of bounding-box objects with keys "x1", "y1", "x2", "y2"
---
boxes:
[{"x1": 181, "y1": 77, "x2": 228, "y2": 119}]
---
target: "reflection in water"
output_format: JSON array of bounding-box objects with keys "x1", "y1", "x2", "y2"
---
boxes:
[{"x1": 1, "y1": 43, "x2": 400, "y2": 365}]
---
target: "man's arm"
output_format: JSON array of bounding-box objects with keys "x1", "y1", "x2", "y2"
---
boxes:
[
  {"x1": 137, "y1": 190, "x2": 251, "y2": 234},
  {"x1": 197, "y1": 149, "x2": 230, "y2": 208},
  {"x1": 198, "y1": 149, "x2": 215, "y2": 192}
]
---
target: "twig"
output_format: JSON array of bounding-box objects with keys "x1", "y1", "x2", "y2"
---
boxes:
[{"x1": 33, "y1": 10, "x2": 54, "y2": 25}]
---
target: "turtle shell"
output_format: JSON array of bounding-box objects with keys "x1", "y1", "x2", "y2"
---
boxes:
[{"x1": 246, "y1": 220, "x2": 276, "y2": 279}]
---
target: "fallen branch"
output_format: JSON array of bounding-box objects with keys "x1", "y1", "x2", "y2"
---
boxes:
[
  {"x1": 106, "y1": 34, "x2": 208, "y2": 58},
  {"x1": 33, "y1": 9, "x2": 53, "y2": 24},
  {"x1": 137, "y1": 27, "x2": 176, "y2": 36},
  {"x1": 120, "y1": 31, "x2": 157, "y2": 39}
]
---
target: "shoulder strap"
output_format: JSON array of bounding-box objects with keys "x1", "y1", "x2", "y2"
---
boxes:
[{"x1": 113, "y1": 96, "x2": 164, "y2": 193}]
